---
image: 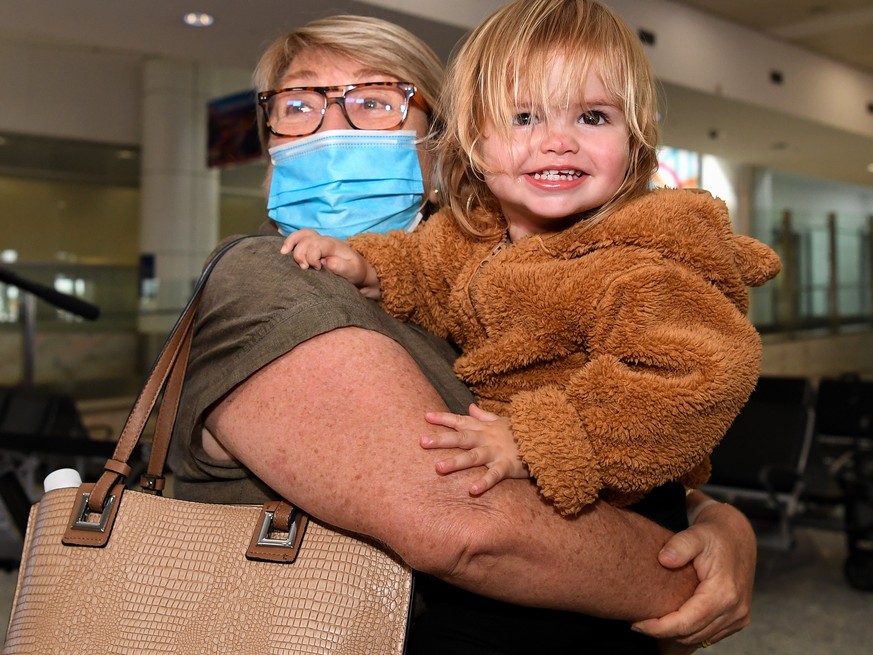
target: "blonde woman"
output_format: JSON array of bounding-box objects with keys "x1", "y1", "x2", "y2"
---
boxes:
[{"x1": 171, "y1": 10, "x2": 757, "y2": 653}]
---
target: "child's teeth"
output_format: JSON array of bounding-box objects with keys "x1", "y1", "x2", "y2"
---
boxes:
[{"x1": 533, "y1": 169, "x2": 582, "y2": 180}]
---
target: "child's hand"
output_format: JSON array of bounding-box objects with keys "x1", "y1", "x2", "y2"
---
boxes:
[
  {"x1": 279, "y1": 229, "x2": 381, "y2": 299},
  {"x1": 421, "y1": 403, "x2": 528, "y2": 495},
  {"x1": 280, "y1": 229, "x2": 348, "y2": 271}
]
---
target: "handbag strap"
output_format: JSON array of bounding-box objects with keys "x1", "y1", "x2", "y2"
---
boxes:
[
  {"x1": 65, "y1": 237, "x2": 306, "y2": 560},
  {"x1": 85, "y1": 285, "x2": 199, "y2": 508},
  {"x1": 86, "y1": 237, "x2": 247, "y2": 511}
]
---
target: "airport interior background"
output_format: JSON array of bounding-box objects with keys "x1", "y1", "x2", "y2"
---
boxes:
[{"x1": 0, "y1": 0, "x2": 872, "y2": 651}]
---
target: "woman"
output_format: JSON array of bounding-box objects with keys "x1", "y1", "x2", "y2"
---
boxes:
[{"x1": 168, "y1": 13, "x2": 754, "y2": 653}]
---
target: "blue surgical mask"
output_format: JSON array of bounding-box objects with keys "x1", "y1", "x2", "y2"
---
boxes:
[{"x1": 267, "y1": 129, "x2": 425, "y2": 240}]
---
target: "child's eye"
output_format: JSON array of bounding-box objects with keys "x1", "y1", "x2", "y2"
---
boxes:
[
  {"x1": 580, "y1": 110, "x2": 607, "y2": 126},
  {"x1": 512, "y1": 112, "x2": 538, "y2": 126}
]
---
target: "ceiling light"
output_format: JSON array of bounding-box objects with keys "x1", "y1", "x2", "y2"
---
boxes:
[{"x1": 183, "y1": 12, "x2": 214, "y2": 27}]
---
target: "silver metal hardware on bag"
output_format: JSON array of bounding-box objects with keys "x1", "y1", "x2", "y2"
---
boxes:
[
  {"x1": 255, "y1": 510, "x2": 299, "y2": 549},
  {"x1": 71, "y1": 492, "x2": 117, "y2": 532}
]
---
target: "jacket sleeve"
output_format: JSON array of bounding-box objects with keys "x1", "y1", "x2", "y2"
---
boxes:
[
  {"x1": 349, "y1": 213, "x2": 462, "y2": 339},
  {"x1": 510, "y1": 257, "x2": 761, "y2": 515}
]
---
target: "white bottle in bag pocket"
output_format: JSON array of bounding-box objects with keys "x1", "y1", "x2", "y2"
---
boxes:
[{"x1": 43, "y1": 468, "x2": 83, "y2": 493}]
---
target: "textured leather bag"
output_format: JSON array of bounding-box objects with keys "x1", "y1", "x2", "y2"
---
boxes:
[{"x1": 2, "y1": 239, "x2": 413, "y2": 654}]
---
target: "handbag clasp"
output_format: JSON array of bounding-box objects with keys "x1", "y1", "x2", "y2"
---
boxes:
[
  {"x1": 255, "y1": 510, "x2": 299, "y2": 548},
  {"x1": 71, "y1": 491, "x2": 117, "y2": 532},
  {"x1": 246, "y1": 503, "x2": 308, "y2": 563},
  {"x1": 62, "y1": 483, "x2": 125, "y2": 547}
]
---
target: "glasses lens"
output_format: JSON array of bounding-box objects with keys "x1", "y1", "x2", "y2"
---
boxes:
[
  {"x1": 344, "y1": 85, "x2": 409, "y2": 130},
  {"x1": 267, "y1": 90, "x2": 325, "y2": 136}
]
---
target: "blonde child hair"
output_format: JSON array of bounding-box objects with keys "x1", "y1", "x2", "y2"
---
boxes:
[
  {"x1": 433, "y1": 0, "x2": 660, "y2": 237},
  {"x1": 252, "y1": 15, "x2": 445, "y2": 150}
]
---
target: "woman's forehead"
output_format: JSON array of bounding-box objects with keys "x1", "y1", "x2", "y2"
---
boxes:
[{"x1": 281, "y1": 50, "x2": 399, "y2": 86}]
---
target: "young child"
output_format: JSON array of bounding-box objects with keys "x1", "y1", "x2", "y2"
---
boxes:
[{"x1": 282, "y1": 0, "x2": 781, "y2": 516}]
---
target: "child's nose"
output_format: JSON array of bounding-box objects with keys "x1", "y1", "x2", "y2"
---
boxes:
[{"x1": 540, "y1": 125, "x2": 579, "y2": 154}]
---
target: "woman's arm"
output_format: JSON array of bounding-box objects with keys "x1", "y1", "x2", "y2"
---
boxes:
[{"x1": 204, "y1": 325, "x2": 698, "y2": 620}]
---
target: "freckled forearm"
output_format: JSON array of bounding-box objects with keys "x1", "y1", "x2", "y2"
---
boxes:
[
  {"x1": 206, "y1": 327, "x2": 696, "y2": 619},
  {"x1": 405, "y1": 492, "x2": 697, "y2": 619}
]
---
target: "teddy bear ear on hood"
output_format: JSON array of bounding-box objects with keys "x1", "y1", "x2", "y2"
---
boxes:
[{"x1": 731, "y1": 234, "x2": 782, "y2": 287}]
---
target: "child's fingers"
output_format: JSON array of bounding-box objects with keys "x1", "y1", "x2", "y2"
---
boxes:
[
  {"x1": 424, "y1": 411, "x2": 462, "y2": 429},
  {"x1": 425, "y1": 411, "x2": 484, "y2": 432},
  {"x1": 290, "y1": 244, "x2": 309, "y2": 268},
  {"x1": 420, "y1": 432, "x2": 464, "y2": 449},
  {"x1": 279, "y1": 236, "x2": 296, "y2": 255},
  {"x1": 292, "y1": 244, "x2": 323, "y2": 270},
  {"x1": 279, "y1": 228, "x2": 315, "y2": 254},
  {"x1": 468, "y1": 466, "x2": 504, "y2": 496},
  {"x1": 434, "y1": 448, "x2": 486, "y2": 475},
  {"x1": 467, "y1": 403, "x2": 501, "y2": 422}
]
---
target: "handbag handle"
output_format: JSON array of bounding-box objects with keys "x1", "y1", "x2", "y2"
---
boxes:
[{"x1": 62, "y1": 237, "x2": 306, "y2": 561}]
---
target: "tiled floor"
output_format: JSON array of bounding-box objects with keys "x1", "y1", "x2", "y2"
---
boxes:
[
  {"x1": 708, "y1": 527, "x2": 872, "y2": 653},
  {"x1": 1, "y1": 523, "x2": 871, "y2": 651}
]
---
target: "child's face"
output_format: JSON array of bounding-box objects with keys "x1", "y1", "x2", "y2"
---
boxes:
[{"x1": 479, "y1": 61, "x2": 629, "y2": 241}]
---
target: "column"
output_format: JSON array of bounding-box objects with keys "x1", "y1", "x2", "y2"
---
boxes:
[{"x1": 138, "y1": 58, "x2": 219, "y2": 335}]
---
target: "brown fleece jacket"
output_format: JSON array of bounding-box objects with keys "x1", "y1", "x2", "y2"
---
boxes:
[{"x1": 350, "y1": 188, "x2": 781, "y2": 515}]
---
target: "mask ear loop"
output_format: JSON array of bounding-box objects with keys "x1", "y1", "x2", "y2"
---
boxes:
[
  {"x1": 405, "y1": 203, "x2": 427, "y2": 233},
  {"x1": 405, "y1": 184, "x2": 434, "y2": 232}
]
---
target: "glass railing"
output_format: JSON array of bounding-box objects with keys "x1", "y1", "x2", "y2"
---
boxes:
[
  {"x1": 1, "y1": 212, "x2": 870, "y2": 399},
  {"x1": 0, "y1": 263, "x2": 143, "y2": 398},
  {"x1": 0, "y1": 262, "x2": 139, "y2": 330},
  {"x1": 753, "y1": 210, "x2": 872, "y2": 336}
]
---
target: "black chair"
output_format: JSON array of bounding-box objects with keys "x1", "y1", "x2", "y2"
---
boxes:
[
  {"x1": 704, "y1": 376, "x2": 816, "y2": 550},
  {"x1": 813, "y1": 375, "x2": 873, "y2": 591},
  {"x1": 0, "y1": 386, "x2": 144, "y2": 536}
]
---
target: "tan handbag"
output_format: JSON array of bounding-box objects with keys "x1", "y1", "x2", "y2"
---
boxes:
[{"x1": 2, "y1": 239, "x2": 413, "y2": 654}]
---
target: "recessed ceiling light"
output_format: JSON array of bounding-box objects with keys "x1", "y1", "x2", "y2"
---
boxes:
[{"x1": 183, "y1": 12, "x2": 214, "y2": 27}]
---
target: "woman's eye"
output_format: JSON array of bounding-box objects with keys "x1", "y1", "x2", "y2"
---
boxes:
[
  {"x1": 280, "y1": 99, "x2": 314, "y2": 118},
  {"x1": 290, "y1": 103, "x2": 313, "y2": 115},
  {"x1": 359, "y1": 97, "x2": 388, "y2": 111},
  {"x1": 580, "y1": 110, "x2": 607, "y2": 126},
  {"x1": 512, "y1": 112, "x2": 536, "y2": 126}
]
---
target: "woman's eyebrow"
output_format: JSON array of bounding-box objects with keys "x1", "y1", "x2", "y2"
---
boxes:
[
  {"x1": 282, "y1": 67, "x2": 394, "y2": 85},
  {"x1": 281, "y1": 68, "x2": 318, "y2": 83}
]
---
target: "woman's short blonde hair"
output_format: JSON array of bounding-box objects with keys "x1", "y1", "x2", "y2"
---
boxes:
[
  {"x1": 434, "y1": 0, "x2": 660, "y2": 236},
  {"x1": 253, "y1": 15, "x2": 444, "y2": 149}
]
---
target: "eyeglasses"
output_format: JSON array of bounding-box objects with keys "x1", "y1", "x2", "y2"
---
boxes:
[{"x1": 257, "y1": 82, "x2": 425, "y2": 138}]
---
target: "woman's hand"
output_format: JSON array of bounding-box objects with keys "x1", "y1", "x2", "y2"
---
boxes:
[
  {"x1": 632, "y1": 492, "x2": 756, "y2": 651},
  {"x1": 421, "y1": 403, "x2": 529, "y2": 495}
]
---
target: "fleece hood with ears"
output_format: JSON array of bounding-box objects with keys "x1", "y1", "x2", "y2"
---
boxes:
[{"x1": 351, "y1": 187, "x2": 782, "y2": 515}]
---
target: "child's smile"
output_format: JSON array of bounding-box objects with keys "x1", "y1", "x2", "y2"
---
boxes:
[{"x1": 531, "y1": 168, "x2": 585, "y2": 183}]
